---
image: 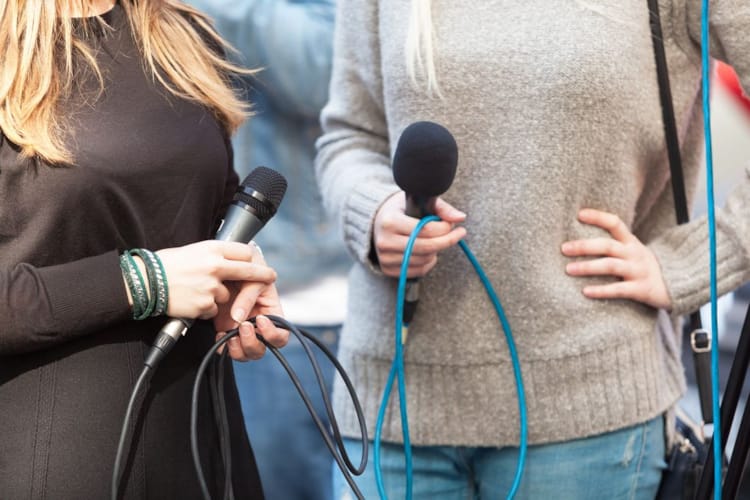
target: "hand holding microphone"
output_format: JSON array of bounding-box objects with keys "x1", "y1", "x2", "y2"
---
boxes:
[
  {"x1": 374, "y1": 121, "x2": 465, "y2": 278},
  {"x1": 134, "y1": 166, "x2": 289, "y2": 368},
  {"x1": 373, "y1": 121, "x2": 464, "y2": 325},
  {"x1": 373, "y1": 194, "x2": 465, "y2": 278},
  {"x1": 152, "y1": 240, "x2": 277, "y2": 320}
]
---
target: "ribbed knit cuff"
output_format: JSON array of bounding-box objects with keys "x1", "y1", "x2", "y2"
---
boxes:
[
  {"x1": 342, "y1": 179, "x2": 401, "y2": 271},
  {"x1": 650, "y1": 213, "x2": 750, "y2": 317},
  {"x1": 38, "y1": 250, "x2": 131, "y2": 334}
]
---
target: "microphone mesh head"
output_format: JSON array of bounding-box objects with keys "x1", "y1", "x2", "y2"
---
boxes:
[
  {"x1": 235, "y1": 166, "x2": 288, "y2": 221},
  {"x1": 392, "y1": 121, "x2": 458, "y2": 197}
]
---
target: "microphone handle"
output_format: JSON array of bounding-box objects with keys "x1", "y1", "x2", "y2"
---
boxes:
[{"x1": 402, "y1": 194, "x2": 437, "y2": 325}]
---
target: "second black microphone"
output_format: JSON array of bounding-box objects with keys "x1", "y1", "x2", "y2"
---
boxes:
[{"x1": 144, "y1": 166, "x2": 288, "y2": 369}]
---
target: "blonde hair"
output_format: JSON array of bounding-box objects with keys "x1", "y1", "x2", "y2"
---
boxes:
[
  {"x1": 405, "y1": 0, "x2": 442, "y2": 98},
  {"x1": 0, "y1": 0, "x2": 253, "y2": 165}
]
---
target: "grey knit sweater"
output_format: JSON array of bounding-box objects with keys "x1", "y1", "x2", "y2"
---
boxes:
[{"x1": 315, "y1": 0, "x2": 750, "y2": 447}]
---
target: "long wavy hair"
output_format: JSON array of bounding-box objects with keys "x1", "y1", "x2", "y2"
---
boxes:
[{"x1": 0, "y1": 0, "x2": 252, "y2": 164}]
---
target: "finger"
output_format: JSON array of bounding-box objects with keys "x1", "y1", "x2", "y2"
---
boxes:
[
  {"x1": 229, "y1": 282, "x2": 266, "y2": 323},
  {"x1": 408, "y1": 257, "x2": 438, "y2": 278},
  {"x1": 213, "y1": 312, "x2": 236, "y2": 336},
  {"x1": 409, "y1": 226, "x2": 466, "y2": 255},
  {"x1": 248, "y1": 241, "x2": 266, "y2": 264},
  {"x1": 382, "y1": 256, "x2": 438, "y2": 278},
  {"x1": 226, "y1": 327, "x2": 249, "y2": 361},
  {"x1": 214, "y1": 331, "x2": 228, "y2": 355},
  {"x1": 566, "y1": 257, "x2": 631, "y2": 278},
  {"x1": 377, "y1": 226, "x2": 466, "y2": 255},
  {"x1": 214, "y1": 283, "x2": 232, "y2": 305},
  {"x1": 256, "y1": 315, "x2": 288, "y2": 348},
  {"x1": 213, "y1": 283, "x2": 241, "y2": 332},
  {"x1": 215, "y1": 261, "x2": 277, "y2": 283},
  {"x1": 582, "y1": 281, "x2": 642, "y2": 301},
  {"x1": 433, "y1": 198, "x2": 467, "y2": 223},
  {"x1": 217, "y1": 241, "x2": 255, "y2": 261},
  {"x1": 561, "y1": 238, "x2": 626, "y2": 258},
  {"x1": 415, "y1": 219, "x2": 463, "y2": 239},
  {"x1": 377, "y1": 252, "x2": 434, "y2": 270},
  {"x1": 237, "y1": 320, "x2": 265, "y2": 360},
  {"x1": 198, "y1": 302, "x2": 219, "y2": 320},
  {"x1": 578, "y1": 209, "x2": 636, "y2": 243},
  {"x1": 380, "y1": 213, "x2": 457, "y2": 238}
]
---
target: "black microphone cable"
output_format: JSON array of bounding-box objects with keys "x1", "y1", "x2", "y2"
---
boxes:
[
  {"x1": 112, "y1": 363, "x2": 152, "y2": 500},
  {"x1": 209, "y1": 349, "x2": 233, "y2": 500},
  {"x1": 111, "y1": 315, "x2": 368, "y2": 500},
  {"x1": 190, "y1": 315, "x2": 368, "y2": 500}
]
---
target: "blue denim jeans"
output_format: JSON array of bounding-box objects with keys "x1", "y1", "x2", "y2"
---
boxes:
[
  {"x1": 233, "y1": 325, "x2": 340, "y2": 500},
  {"x1": 334, "y1": 416, "x2": 665, "y2": 500}
]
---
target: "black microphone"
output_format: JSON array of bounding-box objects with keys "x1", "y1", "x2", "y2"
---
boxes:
[
  {"x1": 392, "y1": 121, "x2": 458, "y2": 326},
  {"x1": 144, "y1": 166, "x2": 288, "y2": 369}
]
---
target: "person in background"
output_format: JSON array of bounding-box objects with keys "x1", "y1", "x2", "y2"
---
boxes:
[
  {"x1": 185, "y1": 1, "x2": 349, "y2": 499},
  {"x1": 316, "y1": 0, "x2": 750, "y2": 498},
  {"x1": 0, "y1": 1, "x2": 288, "y2": 498}
]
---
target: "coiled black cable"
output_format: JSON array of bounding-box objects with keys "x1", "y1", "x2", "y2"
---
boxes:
[
  {"x1": 190, "y1": 315, "x2": 367, "y2": 500},
  {"x1": 113, "y1": 315, "x2": 368, "y2": 500}
]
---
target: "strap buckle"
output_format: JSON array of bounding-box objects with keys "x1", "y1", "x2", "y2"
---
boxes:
[{"x1": 690, "y1": 328, "x2": 712, "y2": 353}]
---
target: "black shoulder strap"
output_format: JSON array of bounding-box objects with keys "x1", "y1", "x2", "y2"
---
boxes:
[{"x1": 648, "y1": 0, "x2": 714, "y2": 424}]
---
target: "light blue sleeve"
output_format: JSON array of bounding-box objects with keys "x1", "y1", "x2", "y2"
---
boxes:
[{"x1": 186, "y1": 0, "x2": 335, "y2": 118}]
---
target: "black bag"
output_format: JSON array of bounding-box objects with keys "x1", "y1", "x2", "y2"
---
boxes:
[{"x1": 656, "y1": 410, "x2": 711, "y2": 499}]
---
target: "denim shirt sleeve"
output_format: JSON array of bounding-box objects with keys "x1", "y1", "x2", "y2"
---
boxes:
[{"x1": 186, "y1": 0, "x2": 335, "y2": 119}]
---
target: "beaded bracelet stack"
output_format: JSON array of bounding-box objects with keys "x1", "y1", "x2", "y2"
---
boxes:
[{"x1": 119, "y1": 249, "x2": 169, "y2": 320}]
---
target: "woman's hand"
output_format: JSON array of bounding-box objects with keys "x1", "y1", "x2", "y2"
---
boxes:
[
  {"x1": 155, "y1": 240, "x2": 276, "y2": 319},
  {"x1": 561, "y1": 209, "x2": 671, "y2": 310},
  {"x1": 213, "y1": 242, "x2": 288, "y2": 361},
  {"x1": 373, "y1": 192, "x2": 467, "y2": 278}
]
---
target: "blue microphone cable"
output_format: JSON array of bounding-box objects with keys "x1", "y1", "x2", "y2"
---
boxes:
[
  {"x1": 700, "y1": 1, "x2": 722, "y2": 498},
  {"x1": 374, "y1": 215, "x2": 528, "y2": 499}
]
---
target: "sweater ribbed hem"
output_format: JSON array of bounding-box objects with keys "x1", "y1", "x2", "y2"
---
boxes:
[{"x1": 332, "y1": 327, "x2": 686, "y2": 447}]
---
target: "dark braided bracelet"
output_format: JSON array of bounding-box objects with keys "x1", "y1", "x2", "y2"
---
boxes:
[
  {"x1": 119, "y1": 251, "x2": 151, "y2": 320},
  {"x1": 129, "y1": 248, "x2": 169, "y2": 317}
]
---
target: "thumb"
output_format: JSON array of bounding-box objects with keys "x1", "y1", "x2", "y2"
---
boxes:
[{"x1": 433, "y1": 197, "x2": 466, "y2": 223}]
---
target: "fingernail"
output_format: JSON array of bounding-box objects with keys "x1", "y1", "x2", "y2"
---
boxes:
[
  {"x1": 231, "y1": 308, "x2": 246, "y2": 323},
  {"x1": 239, "y1": 320, "x2": 253, "y2": 336},
  {"x1": 561, "y1": 242, "x2": 571, "y2": 252}
]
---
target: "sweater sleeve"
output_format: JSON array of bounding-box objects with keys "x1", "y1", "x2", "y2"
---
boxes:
[
  {"x1": 685, "y1": 0, "x2": 750, "y2": 96},
  {"x1": 649, "y1": 0, "x2": 750, "y2": 315},
  {"x1": 314, "y1": 0, "x2": 401, "y2": 268},
  {"x1": 0, "y1": 251, "x2": 131, "y2": 355}
]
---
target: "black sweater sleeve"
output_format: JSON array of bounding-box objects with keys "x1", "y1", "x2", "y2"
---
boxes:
[{"x1": 0, "y1": 251, "x2": 131, "y2": 355}]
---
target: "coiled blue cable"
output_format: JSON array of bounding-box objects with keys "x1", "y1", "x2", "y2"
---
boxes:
[
  {"x1": 700, "y1": 1, "x2": 721, "y2": 499},
  {"x1": 374, "y1": 215, "x2": 528, "y2": 499}
]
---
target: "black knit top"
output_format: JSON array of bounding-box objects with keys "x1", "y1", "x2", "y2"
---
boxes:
[{"x1": 0, "y1": 4, "x2": 262, "y2": 498}]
